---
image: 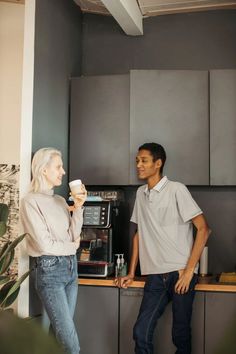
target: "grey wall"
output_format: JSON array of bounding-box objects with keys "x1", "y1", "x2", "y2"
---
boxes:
[
  {"x1": 81, "y1": 10, "x2": 236, "y2": 274},
  {"x1": 33, "y1": 0, "x2": 82, "y2": 196},
  {"x1": 82, "y1": 10, "x2": 236, "y2": 75}
]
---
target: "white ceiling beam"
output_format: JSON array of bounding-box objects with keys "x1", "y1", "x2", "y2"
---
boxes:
[
  {"x1": 138, "y1": 0, "x2": 236, "y2": 16},
  {"x1": 100, "y1": 0, "x2": 143, "y2": 36}
]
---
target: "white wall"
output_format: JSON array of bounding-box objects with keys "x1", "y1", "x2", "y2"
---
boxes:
[
  {"x1": 18, "y1": 0, "x2": 36, "y2": 318},
  {"x1": 0, "y1": 1, "x2": 24, "y2": 314},
  {"x1": 0, "y1": 1, "x2": 35, "y2": 317},
  {"x1": 0, "y1": 2, "x2": 24, "y2": 164}
]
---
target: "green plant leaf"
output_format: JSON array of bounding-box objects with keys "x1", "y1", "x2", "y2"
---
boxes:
[
  {"x1": 0, "y1": 271, "x2": 30, "y2": 309},
  {"x1": 0, "y1": 234, "x2": 27, "y2": 262},
  {"x1": 0, "y1": 240, "x2": 10, "y2": 258},
  {"x1": 0, "y1": 204, "x2": 29, "y2": 309},
  {"x1": 0, "y1": 203, "x2": 9, "y2": 223},
  {"x1": 0, "y1": 203, "x2": 9, "y2": 237},
  {"x1": 0, "y1": 280, "x2": 19, "y2": 309},
  {"x1": 0, "y1": 275, "x2": 10, "y2": 285},
  {"x1": 0, "y1": 221, "x2": 7, "y2": 238},
  {"x1": 0, "y1": 311, "x2": 65, "y2": 354},
  {"x1": 3, "y1": 271, "x2": 30, "y2": 303},
  {"x1": 0, "y1": 249, "x2": 15, "y2": 275}
]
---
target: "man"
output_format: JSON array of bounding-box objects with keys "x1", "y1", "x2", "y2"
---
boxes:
[{"x1": 116, "y1": 142, "x2": 210, "y2": 354}]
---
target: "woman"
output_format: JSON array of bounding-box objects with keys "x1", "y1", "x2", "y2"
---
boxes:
[{"x1": 20, "y1": 147, "x2": 86, "y2": 354}]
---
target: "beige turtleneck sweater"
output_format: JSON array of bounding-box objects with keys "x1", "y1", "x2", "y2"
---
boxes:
[{"x1": 20, "y1": 190, "x2": 83, "y2": 257}]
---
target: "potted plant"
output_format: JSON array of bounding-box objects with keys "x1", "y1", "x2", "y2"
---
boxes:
[
  {"x1": 0, "y1": 203, "x2": 64, "y2": 353},
  {"x1": 0, "y1": 202, "x2": 29, "y2": 310}
]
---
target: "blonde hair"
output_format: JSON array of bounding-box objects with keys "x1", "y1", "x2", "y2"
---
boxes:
[{"x1": 30, "y1": 147, "x2": 62, "y2": 192}]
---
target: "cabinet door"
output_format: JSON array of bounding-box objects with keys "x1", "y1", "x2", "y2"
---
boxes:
[
  {"x1": 130, "y1": 70, "x2": 209, "y2": 185},
  {"x1": 120, "y1": 288, "x2": 204, "y2": 354},
  {"x1": 75, "y1": 286, "x2": 119, "y2": 354},
  {"x1": 210, "y1": 70, "x2": 236, "y2": 185},
  {"x1": 119, "y1": 288, "x2": 143, "y2": 354},
  {"x1": 205, "y1": 292, "x2": 236, "y2": 354},
  {"x1": 70, "y1": 75, "x2": 130, "y2": 185}
]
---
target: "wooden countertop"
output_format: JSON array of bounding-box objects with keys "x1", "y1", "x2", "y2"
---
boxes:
[{"x1": 78, "y1": 277, "x2": 236, "y2": 292}]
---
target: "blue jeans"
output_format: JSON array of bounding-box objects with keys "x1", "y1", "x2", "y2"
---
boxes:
[
  {"x1": 133, "y1": 271, "x2": 197, "y2": 354},
  {"x1": 35, "y1": 255, "x2": 80, "y2": 354}
]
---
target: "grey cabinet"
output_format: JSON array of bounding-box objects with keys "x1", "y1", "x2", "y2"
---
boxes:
[
  {"x1": 70, "y1": 70, "x2": 236, "y2": 186},
  {"x1": 205, "y1": 292, "x2": 236, "y2": 354},
  {"x1": 130, "y1": 70, "x2": 209, "y2": 185},
  {"x1": 210, "y1": 70, "x2": 236, "y2": 185},
  {"x1": 70, "y1": 75, "x2": 130, "y2": 185},
  {"x1": 70, "y1": 71, "x2": 209, "y2": 186},
  {"x1": 75, "y1": 286, "x2": 119, "y2": 354},
  {"x1": 119, "y1": 288, "x2": 143, "y2": 354},
  {"x1": 120, "y1": 288, "x2": 204, "y2": 354}
]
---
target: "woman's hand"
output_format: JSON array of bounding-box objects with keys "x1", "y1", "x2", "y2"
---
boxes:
[
  {"x1": 73, "y1": 184, "x2": 87, "y2": 209},
  {"x1": 74, "y1": 238, "x2": 80, "y2": 249}
]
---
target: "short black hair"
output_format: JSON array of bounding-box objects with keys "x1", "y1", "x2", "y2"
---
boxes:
[{"x1": 138, "y1": 142, "x2": 166, "y2": 174}]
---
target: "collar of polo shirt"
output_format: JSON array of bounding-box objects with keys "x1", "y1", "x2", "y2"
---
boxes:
[{"x1": 144, "y1": 176, "x2": 169, "y2": 195}]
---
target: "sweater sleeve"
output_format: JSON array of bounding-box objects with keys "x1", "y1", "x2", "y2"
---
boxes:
[
  {"x1": 70, "y1": 207, "x2": 84, "y2": 241},
  {"x1": 20, "y1": 198, "x2": 77, "y2": 256}
]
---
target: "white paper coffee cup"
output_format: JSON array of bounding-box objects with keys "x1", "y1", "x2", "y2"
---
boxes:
[{"x1": 69, "y1": 179, "x2": 83, "y2": 195}]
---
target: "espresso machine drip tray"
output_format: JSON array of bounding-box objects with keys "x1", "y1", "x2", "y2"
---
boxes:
[{"x1": 78, "y1": 261, "x2": 114, "y2": 277}]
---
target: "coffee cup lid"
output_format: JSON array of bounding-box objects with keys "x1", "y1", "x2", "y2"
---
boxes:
[{"x1": 69, "y1": 179, "x2": 82, "y2": 187}]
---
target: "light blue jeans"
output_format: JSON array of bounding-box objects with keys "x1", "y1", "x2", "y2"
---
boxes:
[{"x1": 35, "y1": 255, "x2": 80, "y2": 354}]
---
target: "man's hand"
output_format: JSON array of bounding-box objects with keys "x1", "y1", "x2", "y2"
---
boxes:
[
  {"x1": 175, "y1": 268, "x2": 194, "y2": 294},
  {"x1": 114, "y1": 274, "x2": 134, "y2": 288}
]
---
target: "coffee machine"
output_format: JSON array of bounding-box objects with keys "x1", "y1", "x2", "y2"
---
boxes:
[{"x1": 77, "y1": 191, "x2": 124, "y2": 277}]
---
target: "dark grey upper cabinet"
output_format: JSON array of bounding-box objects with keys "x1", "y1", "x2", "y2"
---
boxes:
[
  {"x1": 70, "y1": 75, "x2": 130, "y2": 185},
  {"x1": 210, "y1": 70, "x2": 236, "y2": 185},
  {"x1": 130, "y1": 70, "x2": 209, "y2": 185}
]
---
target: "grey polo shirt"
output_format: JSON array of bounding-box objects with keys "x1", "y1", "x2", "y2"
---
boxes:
[{"x1": 131, "y1": 176, "x2": 202, "y2": 275}]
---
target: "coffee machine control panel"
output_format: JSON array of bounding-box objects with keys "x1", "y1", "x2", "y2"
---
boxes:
[{"x1": 83, "y1": 201, "x2": 110, "y2": 228}]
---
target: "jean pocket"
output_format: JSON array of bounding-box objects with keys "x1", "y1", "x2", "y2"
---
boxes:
[{"x1": 38, "y1": 256, "x2": 59, "y2": 270}]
